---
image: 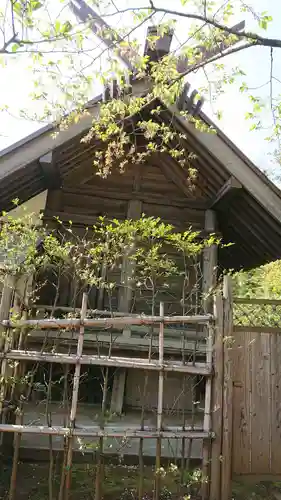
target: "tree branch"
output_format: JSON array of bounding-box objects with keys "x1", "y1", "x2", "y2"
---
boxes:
[
  {"x1": 0, "y1": 32, "x2": 18, "y2": 53},
  {"x1": 100, "y1": 5, "x2": 281, "y2": 49},
  {"x1": 170, "y1": 41, "x2": 254, "y2": 87}
]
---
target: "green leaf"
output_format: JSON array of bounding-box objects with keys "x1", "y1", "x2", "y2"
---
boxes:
[
  {"x1": 54, "y1": 20, "x2": 61, "y2": 34},
  {"x1": 30, "y1": 0, "x2": 42, "y2": 11},
  {"x1": 13, "y1": 2, "x2": 22, "y2": 16},
  {"x1": 62, "y1": 21, "x2": 72, "y2": 34},
  {"x1": 11, "y1": 43, "x2": 20, "y2": 53},
  {"x1": 216, "y1": 110, "x2": 223, "y2": 120}
]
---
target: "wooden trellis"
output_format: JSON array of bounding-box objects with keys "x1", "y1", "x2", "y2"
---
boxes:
[{"x1": 0, "y1": 292, "x2": 217, "y2": 500}]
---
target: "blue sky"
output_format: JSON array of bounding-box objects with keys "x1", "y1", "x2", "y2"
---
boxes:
[{"x1": 0, "y1": 0, "x2": 280, "y2": 180}]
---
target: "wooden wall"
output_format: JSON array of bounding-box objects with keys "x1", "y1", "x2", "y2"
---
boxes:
[
  {"x1": 231, "y1": 329, "x2": 281, "y2": 476},
  {"x1": 125, "y1": 370, "x2": 205, "y2": 413},
  {"x1": 43, "y1": 160, "x2": 207, "y2": 314}
]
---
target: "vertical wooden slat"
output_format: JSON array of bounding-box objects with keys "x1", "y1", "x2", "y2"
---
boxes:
[
  {"x1": 111, "y1": 198, "x2": 142, "y2": 414},
  {"x1": 270, "y1": 331, "x2": 281, "y2": 474},
  {"x1": 231, "y1": 332, "x2": 250, "y2": 475},
  {"x1": 154, "y1": 302, "x2": 164, "y2": 500},
  {"x1": 9, "y1": 309, "x2": 28, "y2": 500},
  {"x1": 65, "y1": 292, "x2": 87, "y2": 499},
  {"x1": 250, "y1": 333, "x2": 271, "y2": 474},
  {"x1": 0, "y1": 275, "x2": 15, "y2": 445},
  {"x1": 221, "y1": 276, "x2": 233, "y2": 500},
  {"x1": 118, "y1": 199, "x2": 142, "y2": 312},
  {"x1": 246, "y1": 331, "x2": 253, "y2": 474},
  {"x1": 202, "y1": 209, "x2": 217, "y2": 498},
  {"x1": 202, "y1": 210, "x2": 217, "y2": 310},
  {"x1": 209, "y1": 292, "x2": 223, "y2": 500}
]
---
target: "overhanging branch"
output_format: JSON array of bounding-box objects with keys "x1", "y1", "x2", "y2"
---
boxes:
[{"x1": 101, "y1": 4, "x2": 281, "y2": 50}]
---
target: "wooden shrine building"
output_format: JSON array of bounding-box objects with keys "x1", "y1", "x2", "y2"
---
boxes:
[{"x1": 1, "y1": 73, "x2": 281, "y2": 469}]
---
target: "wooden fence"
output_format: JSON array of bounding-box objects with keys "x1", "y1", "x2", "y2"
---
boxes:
[
  {"x1": 231, "y1": 297, "x2": 281, "y2": 478},
  {"x1": 0, "y1": 289, "x2": 214, "y2": 500},
  {"x1": 2, "y1": 278, "x2": 281, "y2": 499},
  {"x1": 211, "y1": 289, "x2": 281, "y2": 499}
]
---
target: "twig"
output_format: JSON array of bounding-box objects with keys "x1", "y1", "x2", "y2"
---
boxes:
[{"x1": 97, "y1": 5, "x2": 281, "y2": 49}]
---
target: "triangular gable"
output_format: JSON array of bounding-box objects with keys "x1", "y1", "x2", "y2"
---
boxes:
[{"x1": 1, "y1": 92, "x2": 281, "y2": 270}]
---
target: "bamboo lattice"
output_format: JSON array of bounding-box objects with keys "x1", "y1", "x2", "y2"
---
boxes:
[{"x1": 0, "y1": 294, "x2": 215, "y2": 500}]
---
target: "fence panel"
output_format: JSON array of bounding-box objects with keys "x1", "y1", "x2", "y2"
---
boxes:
[{"x1": 232, "y1": 298, "x2": 281, "y2": 476}]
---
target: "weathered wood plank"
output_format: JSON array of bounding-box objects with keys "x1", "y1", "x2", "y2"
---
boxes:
[
  {"x1": 118, "y1": 199, "x2": 142, "y2": 312},
  {"x1": 270, "y1": 332, "x2": 281, "y2": 474},
  {"x1": 210, "y1": 176, "x2": 242, "y2": 209},
  {"x1": 221, "y1": 276, "x2": 233, "y2": 500},
  {"x1": 234, "y1": 298, "x2": 281, "y2": 306},
  {"x1": 113, "y1": 198, "x2": 142, "y2": 414},
  {"x1": 232, "y1": 331, "x2": 251, "y2": 475},
  {"x1": 202, "y1": 210, "x2": 217, "y2": 312},
  {"x1": 209, "y1": 293, "x2": 223, "y2": 500},
  {"x1": 202, "y1": 210, "x2": 217, "y2": 499},
  {"x1": 250, "y1": 333, "x2": 271, "y2": 474}
]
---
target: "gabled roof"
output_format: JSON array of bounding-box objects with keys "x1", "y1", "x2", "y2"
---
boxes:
[{"x1": 1, "y1": 89, "x2": 281, "y2": 271}]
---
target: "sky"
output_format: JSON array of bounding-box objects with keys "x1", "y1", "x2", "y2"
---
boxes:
[{"x1": 0, "y1": 0, "x2": 280, "y2": 180}]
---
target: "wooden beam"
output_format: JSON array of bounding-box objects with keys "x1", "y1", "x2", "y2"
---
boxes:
[
  {"x1": 169, "y1": 102, "x2": 281, "y2": 225},
  {"x1": 144, "y1": 26, "x2": 173, "y2": 63},
  {"x1": 0, "y1": 275, "x2": 15, "y2": 449},
  {"x1": 221, "y1": 276, "x2": 234, "y2": 500},
  {"x1": 63, "y1": 186, "x2": 207, "y2": 209},
  {"x1": 43, "y1": 209, "x2": 94, "y2": 226},
  {"x1": 209, "y1": 176, "x2": 242, "y2": 209},
  {"x1": 110, "y1": 369, "x2": 127, "y2": 414},
  {"x1": 1, "y1": 350, "x2": 212, "y2": 375},
  {"x1": 202, "y1": 210, "x2": 217, "y2": 498},
  {"x1": 202, "y1": 210, "x2": 217, "y2": 312},
  {"x1": 159, "y1": 155, "x2": 195, "y2": 199},
  {"x1": 210, "y1": 292, "x2": 224, "y2": 500},
  {"x1": 176, "y1": 21, "x2": 245, "y2": 74},
  {"x1": 112, "y1": 198, "x2": 142, "y2": 414},
  {"x1": 118, "y1": 199, "x2": 142, "y2": 312},
  {"x1": 26, "y1": 330, "x2": 207, "y2": 352},
  {"x1": 0, "y1": 423, "x2": 211, "y2": 439},
  {"x1": 39, "y1": 152, "x2": 61, "y2": 189}
]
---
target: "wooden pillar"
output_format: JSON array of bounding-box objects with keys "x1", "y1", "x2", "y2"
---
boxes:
[
  {"x1": 209, "y1": 292, "x2": 224, "y2": 500},
  {"x1": 202, "y1": 209, "x2": 217, "y2": 498},
  {"x1": 110, "y1": 369, "x2": 127, "y2": 415},
  {"x1": 118, "y1": 199, "x2": 142, "y2": 312},
  {"x1": 220, "y1": 275, "x2": 233, "y2": 500},
  {"x1": 45, "y1": 189, "x2": 62, "y2": 220},
  {"x1": 111, "y1": 197, "x2": 142, "y2": 414},
  {"x1": 0, "y1": 275, "x2": 15, "y2": 451},
  {"x1": 202, "y1": 210, "x2": 217, "y2": 312}
]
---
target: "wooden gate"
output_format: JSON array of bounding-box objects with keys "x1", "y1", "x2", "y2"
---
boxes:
[
  {"x1": 231, "y1": 298, "x2": 281, "y2": 477},
  {"x1": 211, "y1": 291, "x2": 281, "y2": 500}
]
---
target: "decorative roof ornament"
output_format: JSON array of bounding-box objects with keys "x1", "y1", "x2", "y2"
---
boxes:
[{"x1": 70, "y1": 0, "x2": 245, "y2": 116}]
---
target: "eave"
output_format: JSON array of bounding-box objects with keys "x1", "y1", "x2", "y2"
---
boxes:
[{"x1": 1, "y1": 96, "x2": 281, "y2": 271}]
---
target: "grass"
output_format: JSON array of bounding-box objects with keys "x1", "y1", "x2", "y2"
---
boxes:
[
  {"x1": 1, "y1": 462, "x2": 281, "y2": 499},
  {"x1": 0, "y1": 462, "x2": 201, "y2": 500}
]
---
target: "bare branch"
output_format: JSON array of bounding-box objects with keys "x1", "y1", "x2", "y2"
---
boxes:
[{"x1": 99, "y1": 5, "x2": 281, "y2": 49}]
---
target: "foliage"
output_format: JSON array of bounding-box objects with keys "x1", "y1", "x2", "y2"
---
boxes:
[
  {"x1": 234, "y1": 260, "x2": 281, "y2": 299},
  {"x1": 0, "y1": 208, "x2": 216, "y2": 498},
  {"x1": 0, "y1": 209, "x2": 218, "y2": 312},
  {"x1": 1, "y1": 1, "x2": 281, "y2": 174},
  {"x1": 233, "y1": 260, "x2": 281, "y2": 328},
  {"x1": 0, "y1": 462, "x2": 205, "y2": 500}
]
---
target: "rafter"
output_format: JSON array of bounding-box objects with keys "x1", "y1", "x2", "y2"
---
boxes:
[
  {"x1": 209, "y1": 176, "x2": 242, "y2": 209},
  {"x1": 39, "y1": 152, "x2": 61, "y2": 190}
]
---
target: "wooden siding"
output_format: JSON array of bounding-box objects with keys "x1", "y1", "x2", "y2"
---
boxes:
[
  {"x1": 125, "y1": 369, "x2": 204, "y2": 415},
  {"x1": 232, "y1": 330, "x2": 281, "y2": 475},
  {"x1": 43, "y1": 159, "x2": 207, "y2": 313}
]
